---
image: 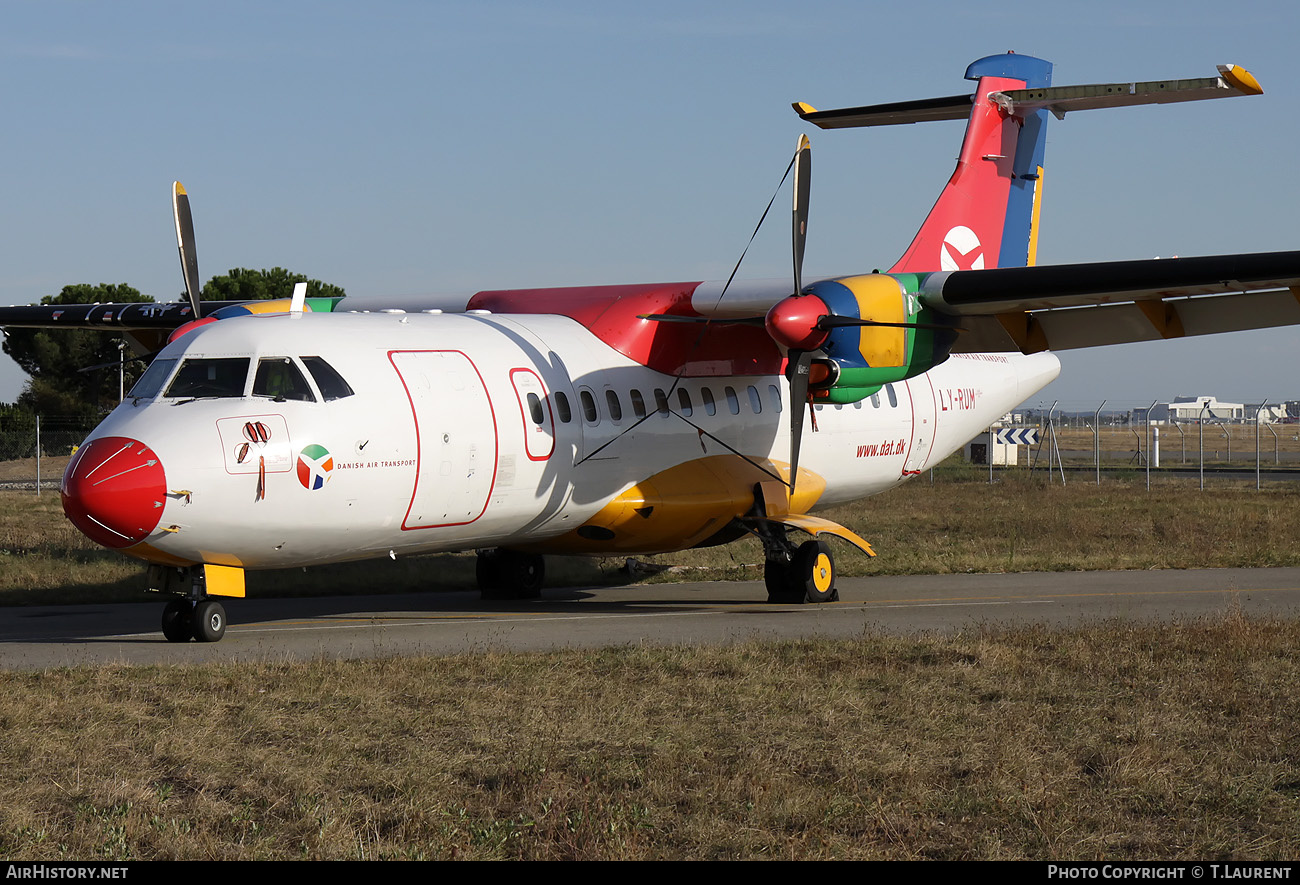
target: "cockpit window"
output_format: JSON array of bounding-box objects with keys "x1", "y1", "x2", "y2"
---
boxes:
[
  {"x1": 301, "y1": 356, "x2": 355, "y2": 401},
  {"x1": 164, "y1": 358, "x2": 250, "y2": 398},
  {"x1": 128, "y1": 358, "x2": 178, "y2": 399},
  {"x1": 253, "y1": 357, "x2": 316, "y2": 402}
]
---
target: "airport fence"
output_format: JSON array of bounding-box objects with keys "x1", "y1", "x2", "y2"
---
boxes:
[
  {"x1": 980, "y1": 399, "x2": 1300, "y2": 490},
  {"x1": 0, "y1": 415, "x2": 98, "y2": 491}
]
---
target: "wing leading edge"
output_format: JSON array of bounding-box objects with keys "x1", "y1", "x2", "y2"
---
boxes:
[{"x1": 917, "y1": 249, "x2": 1300, "y2": 353}]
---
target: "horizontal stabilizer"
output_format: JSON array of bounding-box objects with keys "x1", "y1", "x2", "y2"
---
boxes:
[
  {"x1": 794, "y1": 63, "x2": 1261, "y2": 129},
  {"x1": 991, "y1": 65, "x2": 1262, "y2": 120}
]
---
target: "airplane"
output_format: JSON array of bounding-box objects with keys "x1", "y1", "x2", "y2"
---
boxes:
[{"x1": 4, "y1": 52, "x2": 1300, "y2": 644}]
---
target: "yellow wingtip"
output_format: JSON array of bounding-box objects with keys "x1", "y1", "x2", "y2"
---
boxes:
[{"x1": 1219, "y1": 64, "x2": 1263, "y2": 95}]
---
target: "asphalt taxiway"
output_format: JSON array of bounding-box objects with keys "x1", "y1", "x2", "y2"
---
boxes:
[{"x1": 1, "y1": 567, "x2": 1297, "y2": 669}]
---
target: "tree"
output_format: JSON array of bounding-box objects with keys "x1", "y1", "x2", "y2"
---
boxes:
[
  {"x1": 200, "y1": 268, "x2": 346, "y2": 302},
  {"x1": 3, "y1": 284, "x2": 153, "y2": 417}
]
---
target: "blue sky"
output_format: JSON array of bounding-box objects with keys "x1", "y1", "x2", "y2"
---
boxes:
[{"x1": 2, "y1": 0, "x2": 1298, "y2": 414}]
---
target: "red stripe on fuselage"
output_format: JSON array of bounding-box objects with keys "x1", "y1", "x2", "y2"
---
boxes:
[{"x1": 469, "y1": 283, "x2": 782, "y2": 376}]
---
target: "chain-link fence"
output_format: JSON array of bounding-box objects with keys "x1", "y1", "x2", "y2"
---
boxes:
[
  {"x1": 0, "y1": 415, "x2": 100, "y2": 490},
  {"x1": 976, "y1": 401, "x2": 1300, "y2": 489}
]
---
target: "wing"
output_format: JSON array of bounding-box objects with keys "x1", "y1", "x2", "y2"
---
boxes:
[{"x1": 916, "y1": 249, "x2": 1300, "y2": 353}]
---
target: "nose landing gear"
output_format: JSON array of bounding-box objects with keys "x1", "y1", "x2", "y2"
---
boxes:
[{"x1": 150, "y1": 565, "x2": 232, "y2": 643}]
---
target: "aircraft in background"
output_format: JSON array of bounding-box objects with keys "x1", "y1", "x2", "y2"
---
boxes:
[{"x1": 3, "y1": 53, "x2": 1298, "y2": 643}]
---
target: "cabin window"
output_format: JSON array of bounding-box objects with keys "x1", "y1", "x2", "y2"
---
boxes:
[
  {"x1": 165, "y1": 358, "x2": 250, "y2": 399},
  {"x1": 768, "y1": 384, "x2": 782, "y2": 413},
  {"x1": 885, "y1": 383, "x2": 898, "y2": 408},
  {"x1": 129, "y1": 358, "x2": 177, "y2": 399},
  {"x1": 654, "y1": 388, "x2": 670, "y2": 416},
  {"x1": 701, "y1": 387, "x2": 716, "y2": 416},
  {"x1": 677, "y1": 388, "x2": 693, "y2": 417},
  {"x1": 554, "y1": 391, "x2": 572, "y2": 423},
  {"x1": 747, "y1": 385, "x2": 762, "y2": 414},
  {"x1": 253, "y1": 357, "x2": 316, "y2": 402},
  {"x1": 605, "y1": 389, "x2": 623, "y2": 422},
  {"x1": 526, "y1": 392, "x2": 544, "y2": 424},
  {"x1": 630, "y1": 389, "x2": 646, "y2": 419},
  {"x1": 302, "y1": 356, "x2": 355, "y2": 401},
  {"x1": 870, "y1": 393, "x2": 881, "y2": 408},
  {"x1": 725, "y1": 386, "x2": 740, "y2": 415},
  {"x1": 579, "y1": 389, "x2": 598, "y2": 424}
]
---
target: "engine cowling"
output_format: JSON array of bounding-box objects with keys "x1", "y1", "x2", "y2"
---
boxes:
[{"x1": 766, "y1": 273, "x2": 958, "y2": 404}]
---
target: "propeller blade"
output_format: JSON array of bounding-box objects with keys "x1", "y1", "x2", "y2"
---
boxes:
[
  {"x1": 172, "y1": 182, "x2": 202, "y2": 319},
  {"x1": 792, "y1": 134, "x2": 811, "y2": 297},
  {"x1": 787, "y1": 348, "x2": 813, "y2": 497}
]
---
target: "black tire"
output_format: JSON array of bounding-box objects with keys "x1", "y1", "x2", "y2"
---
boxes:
[
  {"x1": 764, "y1": 557, "x2": 801, "y2": 603},
  {"x1": 161, "y1": 599, "x2": 193, "y2": 643},
  {"x1": 192, "y1": 600, "x2": 227, "y2": 643},
  {"x1": 476, "y1": 550, "x2": 504, "y2": 595},
  {"x1": 504, "y1": 550, "x2": 544, "y2": 599},
  {"x1": 794, "y1": 540, "x2": 838, "y2": 604},
  {"x1": 480, "y1": 550, "x2": 544, "y2": 600}
]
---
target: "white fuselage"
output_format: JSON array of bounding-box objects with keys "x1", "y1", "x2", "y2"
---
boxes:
[{"x1": 75, "y1": 310, "x2": 1059, "y2": 569}]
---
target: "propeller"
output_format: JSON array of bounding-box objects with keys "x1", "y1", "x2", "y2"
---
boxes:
[
  {"x1": 172, "y1": 182, "x2": 202, "y2": 319},
  {"x1": 783, "y1": 134, "x2": 814, "y2": 498}
]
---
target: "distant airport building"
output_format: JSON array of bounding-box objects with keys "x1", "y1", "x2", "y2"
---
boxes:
[{"x1": 1135, "y1": 396, "x2": 1244, "y2": 424}]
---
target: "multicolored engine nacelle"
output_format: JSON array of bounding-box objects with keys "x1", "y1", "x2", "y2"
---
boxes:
[{"x1": 766, "y1": 274, "x2": 960, "y2": 404}]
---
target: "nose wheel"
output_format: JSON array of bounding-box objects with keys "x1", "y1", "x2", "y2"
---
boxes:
[{"x1": 160, "y1": 598, "x2": 227, "y2": 643}]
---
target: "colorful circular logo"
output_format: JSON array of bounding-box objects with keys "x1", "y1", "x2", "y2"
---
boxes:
[{"x1": 297, "y1": 444, "x2": 334, "y2": 490}]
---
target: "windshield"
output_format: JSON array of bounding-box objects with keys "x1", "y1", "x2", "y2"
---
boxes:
[
  {"x1": 128, "y1": 358, "x2": 178, "y2": 399},
  {"x1": 164, "y1": 358, "x2": 251, "y2": 398}
]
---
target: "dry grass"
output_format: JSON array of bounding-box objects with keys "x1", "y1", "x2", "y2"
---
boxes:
[
  {"x1": 0, "y1": 614, "x2": 1296, "y2": 860},
  {"x1": 6, "y1": 469, "x2": 1300, "y2": 603}
]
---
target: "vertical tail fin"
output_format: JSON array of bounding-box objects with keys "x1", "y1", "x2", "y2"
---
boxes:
[
  {"x1": 887, "y1": 54, "x2": 1054, "y2": 273},
  {"x1": 793, "y1": 54, "x2": 1260, "y2": 274}
]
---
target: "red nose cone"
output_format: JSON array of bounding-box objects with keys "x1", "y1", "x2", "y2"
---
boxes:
[
  {"x1": 62, "y1": 437, "x2": 167, "y2": 549},
  {"x1": 765, "y1": 294, "x2": 830, "y2": 351}
]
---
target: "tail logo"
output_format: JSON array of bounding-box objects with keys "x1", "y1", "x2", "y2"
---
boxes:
[{"x1": 941, "y1": 226, "x2": 985, "y2": 271}]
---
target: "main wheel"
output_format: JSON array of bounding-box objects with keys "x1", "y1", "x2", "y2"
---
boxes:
[
  {"x1": 476, "y1": 549, "x2": 505, "y2": 595},
  {"x1": 191, "y1": 600, "x2": 227, "y2": 642},
  {"x1": 794, "y1": 540, "x2": 838, "y2": 603},
  {"x1": 478, "y1": 550, "x2": 544, "y2": 600},
  {"x1": 161, "y1": 599, "x2": 194, "y2": 643},
  {"x1": 506, "y1": 551, "x2": 544, "y2": 599},
  {"x1": 765, "y1": 556, "x2": 801, "y2": 603}
]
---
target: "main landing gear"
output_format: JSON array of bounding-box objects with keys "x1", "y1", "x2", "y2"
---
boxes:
[
  {"x1": 762, "y1": 536, "x2": 839, "y2": 604},
  {"x1": 476, "y1": 548, "x2": 545, "y2": 600},
  {"x1": 150, "y1": 565, "x2": 229, "y2": 643}
]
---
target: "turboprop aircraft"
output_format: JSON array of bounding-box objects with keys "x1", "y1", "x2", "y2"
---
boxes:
[{"x1": 5, "y1": 52, "x2": 1300, "y2": 644}]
